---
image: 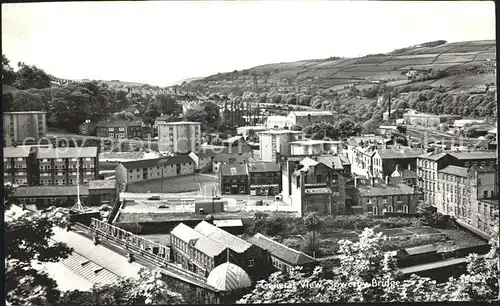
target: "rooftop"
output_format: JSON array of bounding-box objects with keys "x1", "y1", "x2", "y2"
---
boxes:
[
  {"x1": 377, "y1": 147, "x2": 426, "y2": 159},
  {"x1": 118, "y1": 155, "x2": 193, "y2": 170},
  {"x1": 315, "y1": 155, "x2": 344, "y2": 170},
  {"x1": 439, "y1": 165, "x2": 469, "y2": 177},
  {"x1": 162, "y1": 121, "x2": 201, "y2": 125},
  {"x1": 403, "y1": 244, "x2": 437, "y2": 256},
  {"x1": 418, "y1": 152, "x2": 448, "y2": 161},
  {"x1": 358, "y1": 184, "x2": 418, "y2": 197},
  {"x1": 304, "y1": 187, "x2": 332, "y2": 194},
  {"x1": 247, "y1": 162, "x2": 280, "y2": 173},
  {"x1": 37, "y1": 147, "x2": 98, "y2": 159},
  {"x1": 213, "y1": 219, "x2": 243, "y2": 228},
  {"x1": 291, "y1": 139, "x2": 342, "y2": 146},
  {"x1": 258, "y1": 129, "x2": 303, "y2": 135},
  {"x1": 12, "y1": 186, "x2": 90, "y2": 198},
  {"x1": 449, "y1": 151, "x2": 497, "y2": 160},
  {"x1": 97, "y1": 119, "x2": 143, "y2": 127},
  {"x1": 247, "y1": 233, "x2": 317, "y2": 266},
  {"x1": 220, "y1": 164, "x2": 249, "y2": 177},
  {"x1": 290, "y1": 110, "x2": 334, "y2": 117},
  {"x1": 194, "y1": 221, "x2": 252, "y2": 253},
  {"x1": 206, "y1": 262, "x2": 252, "y2": 291},
  {"x1": 3, "y1": 146, "x2": 32, "y2": 158},
  {"x1": 171, "y1": 223, "x2": 203, "y2": 243},
  {"x1": 113, "y1": 210, "x2": 254, "y2": 223},
  {"x1": 89, "y1": 179, "x2": 116, "y2": 190},
  {"x1": 194, "y1": 236, "x2": 227, "y2": 257},
  {"x1": 480, "y1": 199, "x2": 499, "y2": 207}
]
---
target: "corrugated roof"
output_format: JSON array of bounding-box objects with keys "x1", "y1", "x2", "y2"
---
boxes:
[
  {"x1": 449, "y1": 151, "x2": 497, "y2": 160},
  {"x1": 3, "y1": 146, "x2": 32, "y2": 158},
  {"x1": 247, "y1": 233, "x2": 317, "y2": 266},
  {"x1": 194, "y1": 221, "x2": 252, "y2": 253},
  {"x1": 358, "y1": 184, "x2": 418, "y2": 197},
  {"x1": 248, "y1": 162, "x2": 280, "y2": 173},
  {"x1": 206, "y1": 262, "x2": 252, "y2": 291},
  {"x1": 60, "y1": 251, "x2": 119, "y2": 286},
  {"x1": 439, "y1": 165, "x2": 469, "y2": 177},
  {"x1": 220, "y1": 164, "x2": 249, "y2": 177},
  {"x1": 377, "y1": 147, "x2": 426, "y2": 159},
  {"x1": 12, "y1": 186, "x2": 90, "y2": 197},
  {"x1": 171, "y1": 223, "x2": 203, "y2": 243},
  {"x1": 37, "y1": 147, "x2": 98, "y2": 159},
  {"x1": 119, "y1": 155, "x2": 193, "y2": 170},
  {"x1": 88, "y1": 180, "x2": 116, "y2": 190}
]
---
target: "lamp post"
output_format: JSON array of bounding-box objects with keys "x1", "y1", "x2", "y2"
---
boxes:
[{"x1": 158, "y1": 159, "x2": 168, "y2": 190}]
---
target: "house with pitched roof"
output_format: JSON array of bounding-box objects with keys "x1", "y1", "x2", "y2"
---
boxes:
[
  {"x1": 287, "y1": 110, "x2": 335, "y2": 127},
  {"x1": 247, "y1": 233, "x2": 317, "y2": 274},
  {"x1": 372, "y1": 146, "x2": 426, "y2": 178},
  {"x1": 247, "y1": 162, "x2": 281, "y2": 196},
  {"x1": 219, "y1": 164, "x2": 249, "y2": 195},
  {"x1": 115, "y1": 155, "x2": 194, "y2": 184}
]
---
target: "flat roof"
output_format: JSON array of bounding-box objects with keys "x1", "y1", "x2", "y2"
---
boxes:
[
  {"x1": 162, "y1": 121, "x2": 201, "y2": 125},
  {"x1": 37, "y1": 147, "x2": 98, "y2": 159},
  {"x1": 89, "y1": 180, "x2": 116, "y2": 190},
  {"x1": 291, "y1": 140, "x2": 342, "y2": 145},
  {"x1": 12, "y1": 186, "x2": 90, "y2": 197},
  {"x1": 3, "y1": 146, "x2": 32, "y2": 158}
]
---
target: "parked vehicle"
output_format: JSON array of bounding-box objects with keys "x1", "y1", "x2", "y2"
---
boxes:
[{"x1": 148, "y1": 196, "x2": 160, "y2": 200}]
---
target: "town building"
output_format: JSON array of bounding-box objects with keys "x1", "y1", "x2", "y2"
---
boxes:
[
  {"x1": 248, "y1": 162, "x2": 281, "y2": 196},
  {"x1": 157, "y1": 121, "x2": 201, "y2": 154},
  {"x1": 402, "y1": 110, "x2": 461, "y2": 127},
  {"x1": 236, "y1": 126, "x2": 268, "y2": 139},
  {"x1": 88, "y1": 179, "x2": 117, "y2": 206},
  {"x1": 286, "y1": 110, "x2": 335, "y2": 128},
  {"x1": 371, "y1": 147, "x2": 426, "y2": 178},
  {"x1": 283, "y1": 155, "x2": 347, "y2": 217},
  {"x1": 223, "y1": 136, "x2": 244, "y2": 148},
  {"x1": 247, "y1": 233, "x2": 317, "y2": 274},
  {"x1": 453, "y1": 119, "x2": 486, "y2": 128},
  {"x1": 3, "y1": 111, "x2": 47, "y2": 147},
  {"x1": 212, "y1": 154, "x2": 246, "y2": 173},
  {"x1": 189, "y1": 150, "x2": 218, "y2": 172},
  {"x1": 10, "y1": 186, "x2": 90, "y2": 208},
  {"x1": 435, "y1": 165, "x2": 498, "y2": 236},
  {"x1": 258, "y1": 129, "x2": 303, "y2": 162},
  {"x1": 290, "y1": 140, "x2": 343, "y2": 156},
  {"x1": 153, "y1": 114, "x2": 174, "y2": 128},
  {"x1": 352, "y1": 177, "x2": 422, "y2": 215},
  {"x1": 37, "y1": 147, "x2": 99, "y2": 186},
  {"x1": 265, "y1": 116, "x2": 292, "y2": 129},
  {"x1": 96, "y1": 119, "x2": 144, "y2": 139},
  {"x1": 219, "y1": 164, "x2": 249, "y2": 195},
  {"x1": 3, "y1": 146, "x2": 37, "y2": 186},
  {"x1": 115, "y1": 155, "x2": 194, "y2": 184},
  {"x1": 417, "y1": 151, "x2": 497, "y2": 206}
]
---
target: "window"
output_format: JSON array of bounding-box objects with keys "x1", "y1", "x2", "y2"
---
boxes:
[
  {"x1": 109, "y1": 133, "x2": 114, "y2": 138},
  {"x1": 403, "y1": 205, "x2": 409, "y2": 214},
  {"x1": 483, "y1": 190, "x2": 488, "y2": 198},
  {"x1": 373, "y1": 206, "x2": 378, "y2": 215},
  {"x1": 108, "y1": 128, "x2": 114, "y2": 131},
  {"x1": 119, "y1": 127, "x2": 125, "y2": 131},
  {"x1": 465, "y1": 162, "x2": 470, "y2": 167},
  {"x1": 248, "y1": 257, "x2": 254, "y2": 267}
]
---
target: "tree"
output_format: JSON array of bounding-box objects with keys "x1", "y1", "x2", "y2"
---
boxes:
[
  {"x1": 156, "y1": 94, "x2": 182, "y2": 117},
  {"x1": 5, "y1": 207, "x2": 73, "y2": 306},
  {"x1": 303, "y1": 212, "x2": 322, "y2": 258},
  {"x1": 2, "y1": 54, "x2": 16, "y2": 85},
  {"x1": 14, "y1": 63, "x2": 51, "y2": 90}
]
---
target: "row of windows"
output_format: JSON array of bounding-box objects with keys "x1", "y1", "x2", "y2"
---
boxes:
[{"x1": 371, "y1": 205, "x2": 409, "y2": 215}]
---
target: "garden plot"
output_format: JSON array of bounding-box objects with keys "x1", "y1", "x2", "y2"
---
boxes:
[
  {"x1": 448, "y1": 45, "x2": 494, "y2": 53},
  {"x1": 405, "y1": 227, "x2": 443, "y2": 235},
  {"x1": 433, "y1": 53, "x2": 476, "y2": 64},
  {"x1": 419, "y1": 42, "x2": 470, "y2": 54}
]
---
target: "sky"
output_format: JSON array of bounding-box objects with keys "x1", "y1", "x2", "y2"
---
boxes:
[{"x1": 2, "y1": 1, "x2": 496, "y2": 87}]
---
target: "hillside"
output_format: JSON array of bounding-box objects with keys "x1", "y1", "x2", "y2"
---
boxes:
[{"x1": 184, "y1": 40, "x2": 496, "y2": 94}]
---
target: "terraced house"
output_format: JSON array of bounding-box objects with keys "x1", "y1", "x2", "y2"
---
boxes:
[
  {"x1": 37, "y1": 147, "x2": 99, "y2": 186},
  {"x1": 115, "y1": 155, "x2": 194, "y2": 184},
  {"x1": 96, "y1": 119, "x2": 144, "y2": 139}
]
